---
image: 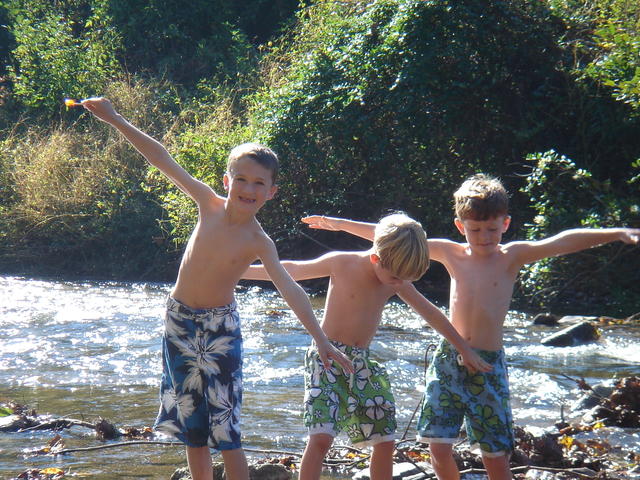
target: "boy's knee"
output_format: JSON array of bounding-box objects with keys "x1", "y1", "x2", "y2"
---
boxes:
[
  {"x1": 429, "y1": 442, "x2": 453, "y2": 459},
  {"x1": 308, "y1": 433, "x2": 334, "y2": 452},
  {"x1": 372, "y1": 440, "x2": 395, "y2": 453},
  {"x1": 481, "y1": 452, "x2": 512, "y2": 478}
]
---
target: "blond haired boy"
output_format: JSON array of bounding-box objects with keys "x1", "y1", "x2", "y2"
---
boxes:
[
  {"x1": 243, "y1": 212, "x2": 491, "y2": 480},
  {"x1": 80, "y1": 98, "x2": 352, "y2": 480},
  {"x1": 304, "y1": 174, "x2": 640, "y2": 480}
]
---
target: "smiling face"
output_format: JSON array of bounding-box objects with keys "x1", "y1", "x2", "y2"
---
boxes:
[
  {"x1": 223, "y1": 155, "x2": 277, "y2": 213},
  {"x1": 454, "y1": 215, "x2": 511, "y2": 255}
]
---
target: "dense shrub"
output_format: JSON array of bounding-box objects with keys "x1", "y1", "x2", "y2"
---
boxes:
[
  {"x1": 7, "y1": 0, "x2": 121, "y2": 113},
  {"x1": 248, "y1": 0, "x2": 572, "y2": 250},
  {"x1": 104, "y1": 0, "x2": 253, "y2": 86},
  {"x1": 518, "y1": 150, "x2": 640, "y2": 314}
]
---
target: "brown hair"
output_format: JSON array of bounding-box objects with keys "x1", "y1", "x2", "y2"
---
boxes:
[
  {"x1": 454, "y1": 174, "x2": 509, "y2": 220},
  {"x1": 227, "y1": 143, "x2": 279, "y2": 184}
]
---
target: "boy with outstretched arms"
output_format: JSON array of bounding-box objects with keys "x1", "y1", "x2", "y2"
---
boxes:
[
  {"x1": 79, "y1": 98, "x2": 353, "y2": 480},
  {"x1": 303, "y1": 174, "x2": 640, "y2": 480},
  {"x1": 242, "y1": 213, "x2": 491, "y2": 480}
]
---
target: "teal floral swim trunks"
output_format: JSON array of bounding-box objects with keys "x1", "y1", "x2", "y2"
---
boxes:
[
  {"x1": 303, "y1": 340, "x2": 396, "y2": 447},
  {"x1": 416, "y1": 339, "x2": 514, "y2": 456},
  {"x1": 154, "y1": 296, "x2": 243, "y2": 450}
]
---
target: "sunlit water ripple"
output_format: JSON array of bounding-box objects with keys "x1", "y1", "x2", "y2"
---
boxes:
[{"x1": 0, "y1": 275, "x2": 638, "y2": 478}]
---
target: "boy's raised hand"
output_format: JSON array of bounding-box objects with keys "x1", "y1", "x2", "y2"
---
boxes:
[
  {"x1": 302, "y1": 215, "x2": 340, "y2": 231},
  {"x1": 620, "y1": 228, "x2": 640, "y2": 244},
  {"x1": 80, "y1": 97, "x2": 120, "y2": 124}
]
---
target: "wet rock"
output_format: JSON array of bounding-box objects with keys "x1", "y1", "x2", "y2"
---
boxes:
[
  {"x1": 353, "y1": 461, "x2": 430, "y2": 480},
  {"x1": 581, "y1": 376, "x2": 640, "y2": 427},
  {"x1": 558, "y1": 315, "x2": 598, "y2": 324},
  {"x1": 0, "y1": 414, "x2": 39, "y2": 432},
  {"x1": 249, "y1": 463, "x2": 292, "y2": 480},
  {"x1": 532, "y1": 313, "x2": 559, "y2": 326},
  {"x1": 171, "y1": 462, "x2": 291, "y2": 480},
  {"x1": 571, "y1": 380, "x2": 615, "y2": 412},
  {"x1": 540, "y1": 321, "x2": 599, "y2": 347},
  {"x1": 524, "y1": 470, "x2": 557, "y2": 480}
]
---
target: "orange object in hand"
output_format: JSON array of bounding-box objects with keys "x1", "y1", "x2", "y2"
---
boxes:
[{"x1": 64, "y1": 98, "x2": 80, "y2": 107}]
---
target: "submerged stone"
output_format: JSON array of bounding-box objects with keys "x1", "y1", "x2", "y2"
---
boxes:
[{"x1": 540, "y1": 321, "x2": 599, "y2": 347}]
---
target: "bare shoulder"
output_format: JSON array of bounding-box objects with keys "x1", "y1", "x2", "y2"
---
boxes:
[
  {"x1": 428, "y1": 238, "x2": 465, "y2": 261},
  {"x1": 250, "y1": 220, "x2": 275, "y2": 250}
]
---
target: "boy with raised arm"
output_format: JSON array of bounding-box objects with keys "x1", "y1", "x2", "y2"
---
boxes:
[
  {"x1": 79, "y1": 97, "x2": 352, "y2": 480},
  {"x1": 303, "y1": 174, "x2": 640, "y2": 480},
  {"x1": 243, "y1": 213, "x2": 491, "y2": 480}
]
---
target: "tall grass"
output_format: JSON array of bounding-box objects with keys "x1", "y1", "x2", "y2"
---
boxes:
[{"x1": 0, "y1": 79, "x2": 179, "y2": 278}]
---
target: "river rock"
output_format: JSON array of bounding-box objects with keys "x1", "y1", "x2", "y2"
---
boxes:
[
  {"x1": 353, "y1": 461, "x2": 433, "y2": 480},
  {"x1": 571, "y1": 380, "x2": 616, "y2": 412},
  {"x1": 532, "y1": 313, "x2": 559, "y2": 326},
  {"x1": 557, "y1": 315, "x2": 598, "y2": 324},
  {"x1": 0, "y1": 414, "x2": 38, "y2": 432},
  {"x1": 540, "y1": 321, "x2": 599, "y2": 347},
  {"x1": 171, "y1": 462, "x2": 292, "y2": 480}
]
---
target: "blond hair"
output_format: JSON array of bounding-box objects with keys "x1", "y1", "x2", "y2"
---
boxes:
[
  {"x1": 373, "y1": 213, "x2": 430, "y2": 281},
  {"x1": 454, "y1": 174, "x2": 509, "y2": 221},
  {"x1": 227, "y1": 142, "x2": 279, "y2": 184}
]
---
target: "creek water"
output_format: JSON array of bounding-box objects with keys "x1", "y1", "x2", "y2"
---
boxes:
[{"x1": 0, "y1": 275, "x2": 638, "y2": 479}]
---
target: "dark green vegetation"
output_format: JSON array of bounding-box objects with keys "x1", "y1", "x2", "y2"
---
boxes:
[{"x1": 0, "y1": 0, "x2": 638, "y2": 313}]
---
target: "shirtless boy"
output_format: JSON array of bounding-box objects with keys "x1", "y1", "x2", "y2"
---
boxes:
[
  {"x1": 303, "y1": 174, "x2": 640, "y2": 480},
  {"x1": 243, "y1": 212, "x2": 491, "y2": 480},
  {"x1": 80, "y1": 97, "x2": 352, "y2": 480}
]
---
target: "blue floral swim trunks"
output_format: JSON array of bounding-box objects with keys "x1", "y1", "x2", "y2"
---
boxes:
[
  {"x1": 304, "y1": 340, "x2": 396, "y2": 447},
  {"x1": 416, "y1": 339, "x2": 514, "y2": 456},
  {"x1": 153, "y1": 296, "x2": 243, "y2": 450}
]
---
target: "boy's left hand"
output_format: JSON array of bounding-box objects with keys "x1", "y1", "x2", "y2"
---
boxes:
[
  {"x1": 458, "y1": 350, "x2": 492, "y2": 374},
  {"x1": 316, "y1": 340, "x2": 354, "y2": 373}
]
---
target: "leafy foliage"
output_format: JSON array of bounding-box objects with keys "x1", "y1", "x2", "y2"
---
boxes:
[
  {"x1": 251, "y1": 0, "x2": 570, "y2": 246},
  {"x1": 518, "y1": 150, "x2": 640, "y2": 313},
  {"x1": 103, "y1": 0, "x2": 253, "y2": 86},
  {"x1": 7, "y1": 0, "x2": 121, "y2": 113}
]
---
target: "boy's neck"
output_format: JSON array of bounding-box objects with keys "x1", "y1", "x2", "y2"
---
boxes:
[{"x1": 224, "y1": 200, "x2": 258, "y2": 225}]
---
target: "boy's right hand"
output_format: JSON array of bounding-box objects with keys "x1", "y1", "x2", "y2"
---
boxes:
[
  {"x1": 302, "y1": 215, "x2": 340, "y2": 231},
  {"x1": 316, "y1": 338, "x2": 354, "y2": 373},
  {"x1": 620, "y1": 228, "x2": 640, "y2": 244},
  {"x1": 80, "y1": 97, "x2": 120, "y2": 124}
]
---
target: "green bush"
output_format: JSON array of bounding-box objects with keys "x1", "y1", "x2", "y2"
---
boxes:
[
  {"x1": 7, "y1": 0, "x2": 121, "y2": 113},
  {"x1": 104, "y1": 0, "x2": 253, "y2": 86},
  {"x1": 518, "y1": 150, "x2": 640, "y2": 314},
  {"x1": 246, "y1": 0, "x2": 571, "y2": 250}
]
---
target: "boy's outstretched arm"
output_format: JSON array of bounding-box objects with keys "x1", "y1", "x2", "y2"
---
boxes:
[
  {"x1": 255, "y1": 238, "x2": 353, "y2": 373},
  {"x1": 81, "y1": 97, "x2": 220, "y2": 207},
  {"x1": 302, "y1": 215, "x2": 376, "y2": 241},
  {"x1": 513, "y1": 227, "x2": 640, "y2": 266},
  {"x1": 242, "y1": 252, "x2": 336, "y2": 281},
  {"x1": 397, "y1": 283, "x2": 492, "y2": 374}
]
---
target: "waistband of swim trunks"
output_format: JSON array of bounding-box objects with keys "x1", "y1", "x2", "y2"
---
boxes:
[
  {"x1": 324, "y1": 339, "x2": 369, "y2": 358},
  {"x1": 166, "y1": 295, "x2": 237, "y2": 316},
  {"x1": 439, "y1": 338, "x2": 503, "y2": 363}
]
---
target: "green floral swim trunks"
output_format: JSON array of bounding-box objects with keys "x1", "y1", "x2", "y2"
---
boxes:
[
  {"x1": 303, "y1": 340, "x2": 396, "y2": 447},
  {"x1": 416, "y1": 339, "x2": 514, "y2": 456}
]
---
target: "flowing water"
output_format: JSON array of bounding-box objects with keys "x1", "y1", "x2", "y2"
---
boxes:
[{"x1": 0, "y1": 275, "x2": 638, "y2": 479}]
